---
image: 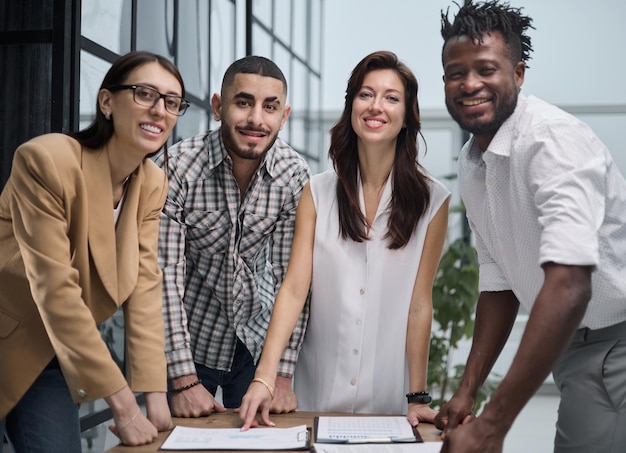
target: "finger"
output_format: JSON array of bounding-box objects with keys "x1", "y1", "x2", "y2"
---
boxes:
[
  {"x1": 269, "y1": 401, "x2": 284, "y2": 414},
  {"x1": 208, "y1": 393, "x2": 226, "y2": 413},
  {"x1": 434, "y1": 411, "x2": 448, "y2": 430},
  {"x1": 461, "y1": 412, "x2": 475, "y2": 424},
  {"x1": 213, "y1": 401, "x2": 227, "y2": 413},
  {"x1": 260, "y1": 406, "x2": 275, "y2": 427},
  {"x1": 444, "y1": 412, "x2": 460, "y2": 433},
  {"x1": 240, "y1": 405, "x2": 258, "y2": 431}
]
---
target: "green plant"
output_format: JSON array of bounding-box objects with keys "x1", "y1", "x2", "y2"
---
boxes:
[{"x1": 427, "y1": 236, "x2": 498, "y2": 412}]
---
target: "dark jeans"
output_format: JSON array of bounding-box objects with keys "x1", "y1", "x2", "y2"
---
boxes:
[
  {"x1": 195, "y1": 339, "x2": 256, "y2": 408},
  {"x1": 3, "y1": 358, "x2": 82, "y2": 453}
]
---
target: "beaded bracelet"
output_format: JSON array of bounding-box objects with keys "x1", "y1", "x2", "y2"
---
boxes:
[
  {"x1": 251, "y1": 377, "x2": 275, "y2": 400},
  {"x1": 171, "y1": 379, "x2": 203, "y2": 394}
]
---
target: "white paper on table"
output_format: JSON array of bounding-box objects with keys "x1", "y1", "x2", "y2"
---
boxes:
[
  {"x1": 315, "y1": 416, "x2": 418, "y2": 443},
  {"x1": 160, "y1": 424, "x2": 309, "y2": 450},
  {"x1": 313, "y1": 441, "x2": 443, "y2": 453}
]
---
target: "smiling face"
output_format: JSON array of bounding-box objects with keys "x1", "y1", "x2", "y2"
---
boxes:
[
  {"x1": 99, "y1": 61, "x2": 182, "y2": 159},
  {"x1": 443, "y1": 31, "x2": 525, "y2": 150},
  {"x1": 350, "y1": 69, "x2": 406, "y2": 150},
  {"x1": 212, "y1": 73, "x2": 290, "y2": 162}
]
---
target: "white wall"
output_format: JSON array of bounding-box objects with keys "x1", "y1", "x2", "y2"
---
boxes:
[
  {"x1": 322, "y1": 0, "x2": 626, "y2": 111},
  {"x1": 321, "y1": 0, "x2": 626, "y2": 212}
]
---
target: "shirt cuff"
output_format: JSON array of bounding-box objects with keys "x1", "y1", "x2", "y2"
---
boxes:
[
  {"x1": 166, "y1": 348, "x2": 197, "y2": 380},
  {"x1": 541, "y1": 222, "x2": 599, "y2": 267},
  {"x1": 277, "y1": 347, "x2": 298, "y2": 378}
]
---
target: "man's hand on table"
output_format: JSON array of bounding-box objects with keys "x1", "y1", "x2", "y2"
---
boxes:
[
  {"x1": 269, "y1": 376, "x2": 297, "y2": 413},
  {"x1": 170, "y1": 374, "x2": 227, "y2": 417}
]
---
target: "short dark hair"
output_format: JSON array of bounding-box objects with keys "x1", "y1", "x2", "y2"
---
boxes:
[
  {"x1": 221, "y1": 55, "x2": 287, "y2": 95},
  {"x1": 441, "y1": 0, "x2": 534, "y2": 65},
  {"x1": 71, "y1": 50, "x2": 186, "y2": 151}
]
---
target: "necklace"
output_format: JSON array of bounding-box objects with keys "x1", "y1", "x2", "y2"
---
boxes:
[{"x1": 113, "y1": 175, "x2": 131, "y2": 200}]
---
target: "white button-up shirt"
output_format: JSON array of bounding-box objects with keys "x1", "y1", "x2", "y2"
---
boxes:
[{"x1": 459, "y1": 94, "x2": 626, "y2": 329}]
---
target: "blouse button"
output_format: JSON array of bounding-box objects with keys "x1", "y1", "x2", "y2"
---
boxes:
[{"x1": 359, "y1": 288, "x2": 365, "y2": 295}]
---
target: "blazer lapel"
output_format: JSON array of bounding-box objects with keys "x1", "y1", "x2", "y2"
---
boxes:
[
  {"x1": 115, "y1": 170, "x2": 140, "y2": 303},
  {"x1": 83, "y1": 148, "x2": 118, "y2": 302}
]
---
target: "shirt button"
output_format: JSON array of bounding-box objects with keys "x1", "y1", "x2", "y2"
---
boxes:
[
  {"x1": 356, "y1": 319, "x2": 362, "y2": 326},
  {"x1": 359, "y1": 288, "x2": 365, "y2": 295},
  {"x1": 352, "y1": 349, "x2": 359, "y2": 355},
  {"x1": 77, "y1": 389, "x2": 87, "y2": 398},
  {"x1": 350, "y1": 379, "x2": 356, "y2": 386}
]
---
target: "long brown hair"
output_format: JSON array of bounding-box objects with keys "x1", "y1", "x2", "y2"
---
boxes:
[{"x1": 329, "y1": 50, "x2": 431, "y2": 249}]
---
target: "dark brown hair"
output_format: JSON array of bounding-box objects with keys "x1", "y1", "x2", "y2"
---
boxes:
[
  {"x1": 329, "y1": 50, "x2": 431, "y2": 249},
  {"x1": 70, "y1": 50, "x2": 186, "y2": 158}
]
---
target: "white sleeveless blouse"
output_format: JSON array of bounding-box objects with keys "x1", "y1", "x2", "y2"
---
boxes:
[{"x1": 294, "y1": 169, "x2": 450, "y2": 414}]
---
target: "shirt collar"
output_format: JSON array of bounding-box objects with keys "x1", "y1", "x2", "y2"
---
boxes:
[{"x1": 483, "y1": 92, "x2": 528, "y2": 158}]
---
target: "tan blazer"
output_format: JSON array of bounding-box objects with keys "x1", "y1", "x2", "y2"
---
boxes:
[{"x1": 0, "y1": 133, "x2": 168, "y2": 418}]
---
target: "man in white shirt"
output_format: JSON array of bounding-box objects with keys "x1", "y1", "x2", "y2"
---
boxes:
[{"x1": 434, "y1": 2, "x2": 626, "y2": 453}]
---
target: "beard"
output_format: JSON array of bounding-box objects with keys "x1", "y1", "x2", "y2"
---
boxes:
[
  {"x1": 221, "y1": 124, "x2": 279, "y2": 160},
  {"x1": 447, "y1": 90, "x2": 518, "y2": 137}
]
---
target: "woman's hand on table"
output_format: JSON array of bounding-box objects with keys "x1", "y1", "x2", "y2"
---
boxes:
[
  {"x1": 238, "y1": 378, "x2": 276, "y2": 431},
  {"x1": 407, "y1": 403, "x2": 438, "y2": 427}
]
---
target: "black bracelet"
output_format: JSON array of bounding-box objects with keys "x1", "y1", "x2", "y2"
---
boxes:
[
  {"x1": 406, "y1": 391, "x2": 432, "y2": 404},
  {"x1": 171, "y1": 379, "x2": 202, "y2": 394}
]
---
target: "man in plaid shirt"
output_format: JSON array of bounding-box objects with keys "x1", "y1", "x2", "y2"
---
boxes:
[{"x1": 155, "y1": 56, "x2": 311, "y2": 417}]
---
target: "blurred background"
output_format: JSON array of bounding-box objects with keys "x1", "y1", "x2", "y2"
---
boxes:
[{"x1": 1, "y1": 1, "x2": 624, "y2": 451}]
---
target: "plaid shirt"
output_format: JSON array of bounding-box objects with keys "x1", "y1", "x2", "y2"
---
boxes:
[{"x1": 156, "y1": 129, "x2": 311, "y2": 379}]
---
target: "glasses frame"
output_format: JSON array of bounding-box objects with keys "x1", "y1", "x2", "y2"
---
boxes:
[{"x1": 109, "y1": 84, "x2": 190, "y2": 116}]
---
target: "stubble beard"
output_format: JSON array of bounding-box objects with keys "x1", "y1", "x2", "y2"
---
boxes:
[
  {"x1": 447, "y1": 91, "x2": 518, "y2": 137},
  {"x1": 221, "y1": 124, "x2": 279, "y2": 160}
]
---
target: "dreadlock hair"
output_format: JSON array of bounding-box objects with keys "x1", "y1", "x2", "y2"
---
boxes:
[
  {"x1": 441, "y1": 0, "x2": 534, "y2": 66},
  {"x1": 329, "y1": 50, "x2": 431, "y2": 250}
]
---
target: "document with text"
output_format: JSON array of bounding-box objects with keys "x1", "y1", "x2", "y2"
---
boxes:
[
  {"x1": 160, "y1": 425, "x2": 310, "y2": 450},
  {"x1": 314, "y1": 416, "x2": 421, "y2": 444}
]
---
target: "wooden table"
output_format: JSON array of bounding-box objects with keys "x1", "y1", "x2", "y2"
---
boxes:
[{"x1": 104, "y1": 411, "x2": 442, "y2": 452}]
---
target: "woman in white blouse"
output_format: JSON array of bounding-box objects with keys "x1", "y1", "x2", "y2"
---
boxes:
[{"x1": 239, "y1": 51, "x2": 450, "y2": 429}]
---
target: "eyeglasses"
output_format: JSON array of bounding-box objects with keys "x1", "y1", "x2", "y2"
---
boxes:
[{"x1": 109, "y1": 84, "x2": 190, "y2": 116}]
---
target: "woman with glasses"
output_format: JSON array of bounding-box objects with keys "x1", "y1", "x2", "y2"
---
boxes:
[{"x1": 0, "y1": 50, "x2": 189, "y2": 452}]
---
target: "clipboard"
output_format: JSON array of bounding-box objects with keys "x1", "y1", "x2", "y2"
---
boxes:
[
  {"x1": 159, "y1": 424, "x2": 312, "y2": 450},
  {"x1": 313, "y1": 416, "x2": 422, "y2": 444}
]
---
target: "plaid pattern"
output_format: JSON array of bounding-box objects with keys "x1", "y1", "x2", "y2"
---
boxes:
[{"x1": 156, "y1": 129, "x2": 311, "y2": 379}]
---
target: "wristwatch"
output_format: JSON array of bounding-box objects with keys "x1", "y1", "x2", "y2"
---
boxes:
[{"x1": 406, "y1": 391, "x2": 432, "y2": 404}]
